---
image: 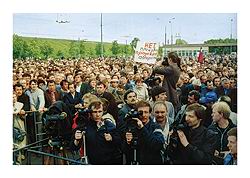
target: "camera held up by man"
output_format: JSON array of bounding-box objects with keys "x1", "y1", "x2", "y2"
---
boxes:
[
  {"x1": 122, "y1": 100, "x2": 165, "y2": 165},
  {"x1": 166, "y1": 103, "x2": 217, "y2": 165}
]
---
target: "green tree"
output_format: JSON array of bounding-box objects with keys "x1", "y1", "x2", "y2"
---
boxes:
[
  {"x1": 130, "y1": 37, "x2": 140, "y2": 54},
  {"x1": 204, "y1": 38, "x2": 237, "y2": 44},
  {"x1": 29, "y1": 40, "x2": 41, "y2": 58},
  {"x1": 68, "y1": 41, "x2": 79, "y2": 58},
  {"x1": 111, "y1": 40, "x2": 120, "y2": 56},
  {"x1": 95, "y1": 42, "x2": 105, "y2": 56},
  {"x1": 175, "y1": 39, "x2": 188, "y2": 45},
  {"x1": 40, "y1": 42, "x2": 53, "y2": 59},
  {"x1": 56, "y1": 50, "x2": 64, "y2": 59},
  {"x1": 13, "y1": 34, "x2": 31, "y2": 59},
  {"x1": 87, "y1": 46, "x2": 96, "y2": 58},
  {"x1": 79, "y1": 40, "x2": 86, "y2": 58}
]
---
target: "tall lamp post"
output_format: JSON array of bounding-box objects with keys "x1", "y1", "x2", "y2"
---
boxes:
[
  {"x1": 230, "y1": 18, "x2": 233, "y2": 54},
  {"x1": 164, "y1": 26, "x2": 167, "y2": 57},
  {"x1": 100, "y1": 13, "x2": 104, "y2": 59},
  {"x1": 169, "y1": 17, "x2": 175, "y2": 51}
]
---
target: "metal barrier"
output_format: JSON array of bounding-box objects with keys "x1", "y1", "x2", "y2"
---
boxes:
[{"x1": 13, "y1": 137, "x2": 86, "y2": 165}]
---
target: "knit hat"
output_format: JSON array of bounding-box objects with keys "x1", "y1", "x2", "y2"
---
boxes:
[{"x1": 151, "y1": 86, "x2": 167, "y2": 99}]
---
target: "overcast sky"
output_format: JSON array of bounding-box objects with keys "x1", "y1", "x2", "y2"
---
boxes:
[{"x1": 13, "y1": 13, "x2": 237, "y2": 45}]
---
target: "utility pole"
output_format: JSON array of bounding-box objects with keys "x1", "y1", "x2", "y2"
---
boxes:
[
  {"x1": 230, "y1": 18, "x2": 233, "y2": 54},
  {"x1": 100, "y1": 13, "x2": 104, "y2": 59},
  {"x1": 169, "y1": 17, "x2": 175, "y2": 51},
  {"x1": 164, "y1": 26, "x2": 167, "y2": 57}
]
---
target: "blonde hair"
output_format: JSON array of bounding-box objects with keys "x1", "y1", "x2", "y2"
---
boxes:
[
  {"x1": 82, "y1": 93, "x2": 99, "y2": 108},
  {"x1": 212, "y1": 101, "x2": 231, "y2": 119}
]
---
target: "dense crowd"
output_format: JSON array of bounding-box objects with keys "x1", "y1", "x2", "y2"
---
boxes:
[{"x1": 13, "y1": 52, "x2": 237, "y2": 165}]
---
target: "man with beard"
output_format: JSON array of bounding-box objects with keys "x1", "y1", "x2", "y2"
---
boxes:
[{"x1": 118, "y1": 89, "x2": 138, "y2": 125}]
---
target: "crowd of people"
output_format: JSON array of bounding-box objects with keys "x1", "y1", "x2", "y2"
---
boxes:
[{"x1": 13, "y1": 51, "x2": 237, "y2": 165}]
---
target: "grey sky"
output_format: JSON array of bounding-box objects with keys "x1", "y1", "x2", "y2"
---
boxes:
[{"x1": 13, "y1": 13, "x2": 237, "y2": 45}]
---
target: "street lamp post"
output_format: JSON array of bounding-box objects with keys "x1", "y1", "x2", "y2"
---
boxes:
[
  {"x1": 164, "y1": 26, "x2": 167, "y2": 57},
  {"x1": 230, "y1": 18, "x2": 233, "y2": 39},
  {"x1": 230, "y1": 18, "x2": 233, "y2": 53},
  {"x1": 100, "y1": 13, "x2": 104, "y2": 59},
  {"x1": 169, "y1": 17, "x2": 175, "y2": 51}
]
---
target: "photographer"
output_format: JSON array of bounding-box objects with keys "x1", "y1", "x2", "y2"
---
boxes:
[
  {"x1": 42, "y1": 101, "x2": 73, "y2": 165},
  {"x1": 122, "y1": 100, "x2": 165, "y2": 165},
  {"x1": 168, "y1": 103, "x2": 217, "y2": 164},
  {"x1": 71, "y1": 101, "x2": 122, "y2": 165},
  {"x1": 118, "y1": 89, "x2": 138, "y2": 127},
  {"x1": 153, "y1": 52, "x2": 181, "y2": 110}
]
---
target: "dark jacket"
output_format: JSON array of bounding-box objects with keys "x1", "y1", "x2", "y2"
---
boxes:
[
  {"x1": 71, "y1": 119, "x2": 122, "y2": 165},
  {"x1": 17, "y1": 93, "x2": 30, "y2": 111},
  {"x1": 80, "y1": 82, "x2": 95, "y2": 97},
  {"x1": 208, "y1": 119, "x2": 236, "y2": 152},
  {"x1": 44, "y1": 90, "x2": 63, "y2": 108},
  {"x1": 170, "y1": 125, "x2": 217, "y2": 165},
  {"x1": 154, "y1": 64, "x2": 181, "y2": 110},
  {"x1": 97, "y1": 91, "x2": 119, "y2": 121},
  {"x1": 122, "y1": 118, "x2": 165, "y2": 165},
  {"x1": 63, "y1": 91, "x2": 83, "y2": 116}
]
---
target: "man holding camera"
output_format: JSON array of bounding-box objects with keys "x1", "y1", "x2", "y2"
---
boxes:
[
  {"x1": 71, "y1": 100, "x2": 122, "y2": 165},
  {"x1": 168, "y1": 103, "x2": 217, "y2": 164},
  {"x1": 122, "y1": 100, "x2": 165, "y2": 165},
  {"x1": 153, "y1": 52, "x2": 181, "y2": 111}
]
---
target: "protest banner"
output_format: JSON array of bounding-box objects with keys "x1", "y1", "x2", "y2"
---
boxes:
[{"x1": 134, "y1": 42, "x2": 159, "y2": 64}]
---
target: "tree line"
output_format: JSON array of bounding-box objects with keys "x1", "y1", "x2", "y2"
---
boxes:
[{"x1": 13, "y1": 34, "x2": 140, "y2": 60}]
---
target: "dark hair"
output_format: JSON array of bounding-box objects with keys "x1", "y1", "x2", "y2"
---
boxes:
[
  {"x1": 29, "y1": 79, "x2": 37, "y2": 85},
  {"x1": 60, "y1": 79, "x2": 69, "y2": 87},
  {"x1": 96, "y1": 81, "x2": 106, "y2": 88},
  {"x1": 124, "y1": 89, "x2": 137, "y2": 102},
  {"x1": 188, "y1": 90, "x2": 201, "y2": 101},
  {"x1": 47, "y1": 80, "x2": 55, "y2": 85},
  {"x1": 168, "y1": 52, "x2": 181, "y2": 68},
  {"x1": 186, "y1": 103, "x2": 205, "y2": 120},
  {"x1": 227, "y1": 127, "x2": 237, "y2": 138},
  {"x1": 218, "y1": 95, "x2": 232, "y2": 109},
  {"x1": 23, "y1": 73, "x2": 31, "y2": 78},
  {"x1": 135, "y1": 100, "x2": 152, "y2": 113},
  {"x1": 13, "y1": 83, "x2": 23, "y2": 90},
  {"x1": 37, "y1": 79, "x2": 46, "y2": 86}
]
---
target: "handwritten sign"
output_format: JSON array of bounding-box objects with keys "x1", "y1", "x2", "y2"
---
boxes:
[{"x1": 134, "y1": 42, "x2": 159, "y2": 64}]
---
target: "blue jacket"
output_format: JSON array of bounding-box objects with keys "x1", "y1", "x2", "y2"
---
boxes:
[
  {"x1": 122, "y1": 118, "x2": 165, "y2": 165},
  {"x1": 71, "y1": 119, "x2": 122, "y2": 165},
  {"x1": 208, "y1": 119, "x2": 236, "y2": 152}
]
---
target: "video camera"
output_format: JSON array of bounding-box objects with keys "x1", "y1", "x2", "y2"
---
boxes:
[
  {"x1": 168, "y1": 120, "x2": 188, "y2": 150},
  {"x1": 42, "y1": 101, "x2": 72, "y2": 146},
  {"x1": 76, "y1": 108, "x2": 92, "y2": 128},
  {"x1": 162, "y1": 56, "x2": 169, "y2": 66},
  {"x1": 124, "y1": 109, "x2": 143, "y2": 133}
]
